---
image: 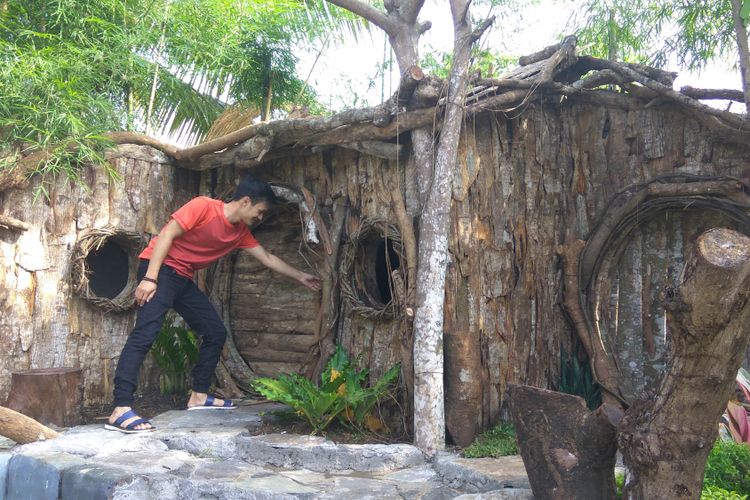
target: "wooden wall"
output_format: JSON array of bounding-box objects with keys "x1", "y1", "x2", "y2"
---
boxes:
[
  {"x1": 235, "y1": 100, "x2": 750, "y2": 441},
  {"x1": 2, "y1": 97, "x2": 749, "y2": 429}
]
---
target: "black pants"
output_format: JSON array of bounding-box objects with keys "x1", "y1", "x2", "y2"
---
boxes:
[{"x1": 112, "y1": 260, "x2": 227, "y2": 407}]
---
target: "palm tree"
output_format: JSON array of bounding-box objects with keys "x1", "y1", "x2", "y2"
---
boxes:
[{"x1": 0, "y1": 0, "x2": 365, "y2": 181}]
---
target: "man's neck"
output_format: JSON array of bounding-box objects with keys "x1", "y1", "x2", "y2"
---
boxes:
[{"x1": 223, "y1": 200, "x2": 240, "y2": 224}]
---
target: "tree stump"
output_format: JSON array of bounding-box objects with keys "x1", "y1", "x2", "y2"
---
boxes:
[
  {"x1": 5, "y1": 368, "x2": 83, "y2": 427},
  {"x1": 508, "y1": 384, "x2": 619, "y2": 500},
  {"x1": 618, "y1": 228, "x2": 750, "y2": 499}
]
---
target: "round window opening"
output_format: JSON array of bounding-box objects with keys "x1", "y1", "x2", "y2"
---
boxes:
[
  {"x1": 342, "y1": 219, "x2": 407, "y2": 318},
  {"x1": 72, "y1": 227, "x2": 144, "y2": 312},
  {"x1": 86, "y1": 239, "x2": 130, "y2": 299}
]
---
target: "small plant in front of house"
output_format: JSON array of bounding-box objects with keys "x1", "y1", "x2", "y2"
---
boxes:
[
  {"x1": 150, "y1": 321, "x2": 199, "y2": 395},
  {"x1": 252, "y1": 344, "x2": 400, "y2": 435},
  {"x1": 462, "y1": 423, "x2": 518, "y2": 458},
  {"x1": 558, "y1": 345, "x2": 602, "y2": 411}
]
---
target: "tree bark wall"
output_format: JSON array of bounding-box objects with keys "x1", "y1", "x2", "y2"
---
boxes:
[
  {"x1": 0, "y1": 145, "x2": 177, "y2": 405},
  {"x1": 222, "y1": 101, "x2": 750, "y2": 440},
  {"x1": 4, "y1": 99, "x2": 750, "y2": 425}
]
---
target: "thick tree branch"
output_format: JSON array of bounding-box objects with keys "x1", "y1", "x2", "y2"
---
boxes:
[
  {"x1": 325, "y1": 0, "x2": 396, "y2": 34},
  {"x1": 680, "y1": 86, "x2": 746, "y2": 102}
]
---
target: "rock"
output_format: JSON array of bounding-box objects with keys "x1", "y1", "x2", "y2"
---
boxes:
[
  {"x1": 236, "y1": 433, "x2": 425, "y2": 472},
  {"x1": 7, "y1": 452, "x2": 86, "y2": 500},
  {"x1": 434, "y1": 453, "x2": 530, "y2": 493},
  {"x1": 454, "y1": 489, "x2": 535, "y2": 499}
]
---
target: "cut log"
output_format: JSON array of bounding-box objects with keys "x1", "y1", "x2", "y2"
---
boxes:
[
  {"x1": 0, "y1": 406, "x2": 59, "y2": 444},
  {"x1": 617, "y1": 228, "x2": 750, "y2": 499},
  {"x1": 5, "y1": 368, "x2": 83, "y2": 427},
  {"x1": 508, "y1": 385, "x2": 618, "y2": 500},
  {"x1": 373, "y1": 65, "x2": 425, "y2": 127}
]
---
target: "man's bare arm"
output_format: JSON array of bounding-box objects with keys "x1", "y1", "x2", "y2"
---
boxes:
[
  {"x1": 245, "y1": 245, "x2": 321, "y2": 291},
  {"x1": 135, "y1": 219, "x2": 185, "y2": 305}
]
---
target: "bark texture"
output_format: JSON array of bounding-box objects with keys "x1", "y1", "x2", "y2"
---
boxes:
[
  {"x1": 0, "y1": 145, "x2": 177, "y2": 405},
  {"x1": 618, "y1": 228, "x2": 750, "y2": 499},
  {"x1": 508, "y1": 385, "x2": 618, "y2": 500}
]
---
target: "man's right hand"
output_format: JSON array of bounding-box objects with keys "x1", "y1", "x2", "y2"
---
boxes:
[{"x1": 135, "y1": 280, "x2": 157, "y2": 306}]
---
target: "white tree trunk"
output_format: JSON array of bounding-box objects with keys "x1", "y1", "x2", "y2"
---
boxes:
[
  {"x1": 413, "y1": 0, "x2": 491, "y2": 454},
  {"x1": 730, "y1": 0, "x2": 750, "y2": 113}
]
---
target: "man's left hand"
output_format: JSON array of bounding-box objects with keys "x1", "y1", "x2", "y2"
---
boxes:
[{"x1": 299, "y1": 273, "x2": 322, "y2": 291}]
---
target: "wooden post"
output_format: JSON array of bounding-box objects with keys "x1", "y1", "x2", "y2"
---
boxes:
[{"x1": 5, "y1": 367, "x2": 83, "y2": 427}]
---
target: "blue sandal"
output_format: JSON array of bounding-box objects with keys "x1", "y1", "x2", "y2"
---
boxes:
[
  {"x1": 187, "y1": 394, "x2": 237, "y2": 411},
  {"x1": 104, "y1": 409, "x2": 156, "y2": 434}
]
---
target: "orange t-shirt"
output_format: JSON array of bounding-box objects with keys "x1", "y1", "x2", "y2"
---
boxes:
[{"x1": 139, "y1": 196, "x2": 259, "y2": 278}]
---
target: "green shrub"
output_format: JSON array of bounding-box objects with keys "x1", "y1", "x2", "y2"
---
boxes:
[
  {"x1": 150, "y1": 322, "x2": 199, "y2": 395},
  {"x1": 462, "y1": 424, "x2": 518, "y2": 458},
  {"x1": 559, "y1": 346, "x2": 602, "y2": 410},
  {"x1": 704, "y1": 440, "x2": 750, "y2": 495},
  {"x1": 701, "y1": 485, "x2": 748, "y2": 500},
  {"x1": 615, "y1": 472, "x2": 624, "y2": 499},
  {"x1": 252, "y1": 345, "x2": 399, "y2": 434}
]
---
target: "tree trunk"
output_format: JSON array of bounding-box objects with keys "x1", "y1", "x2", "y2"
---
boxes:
[
  {"x1": 730, "y1": 0, "x2": 750, "y2": 113},
  {"x1": 508, "y1": 385, "x2": 618, "y2": 500},
  {"x1": 412, "y1": 0, "x2": 492, "y2": 455},
  {"x1": 5, "y1": 368, "x2": 83, "y2": 427},
  {"x1": 618, "y1": 227, "x2": 750, "y2": 499}
]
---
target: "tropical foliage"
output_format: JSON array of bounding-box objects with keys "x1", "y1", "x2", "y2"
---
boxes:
[
  {"x1": 0, "y1": 0, "x2": 363, "y2": 184},
  {"x1": 252, "y1": 345, "x2": 400, "y2": 434},
  {"x1": 558, "y1": 346, "x2": 602, "y2": 411},
  {"x1": 569, "y1": 0, "x2": 750, "y2": 69},
  {"x1": 719, "y1": 367, "x2": 750, "y2": 445},
  {"x1": 150, "y1": 321, "x2": 199, "y2": 395}
]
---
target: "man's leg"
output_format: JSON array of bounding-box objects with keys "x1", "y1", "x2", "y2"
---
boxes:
[
  {"x1": 172, "y1": 280, "x2": 230, "y2": 408},
  {"x1": 109, "y1": 261, "x2": 185, "y2": 429}
]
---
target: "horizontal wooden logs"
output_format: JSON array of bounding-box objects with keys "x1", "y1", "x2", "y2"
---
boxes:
[{"x1": 249, "y1": 362, "x2": 302, "y2": 377}]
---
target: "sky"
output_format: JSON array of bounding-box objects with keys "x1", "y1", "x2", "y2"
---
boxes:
[{"x1": 300, "y1": 0, "x2": 743, "y2": 112}]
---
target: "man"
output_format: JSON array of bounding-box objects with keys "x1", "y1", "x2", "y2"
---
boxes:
[{"x1": 106, "y1": 176, "x2": 320, "y2": 433}]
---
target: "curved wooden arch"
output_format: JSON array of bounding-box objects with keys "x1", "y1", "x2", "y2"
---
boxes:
[{"x1": 566, "y1": 174, "x2": 750, "y2": 404}]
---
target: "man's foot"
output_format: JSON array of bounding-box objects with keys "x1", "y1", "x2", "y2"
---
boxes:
[
  {"x1": 105, "y1": 407, "x2": 155, "y2": 433},
  {"x1": 186, "y1": 391, "x2": 237, "y2": 410}
]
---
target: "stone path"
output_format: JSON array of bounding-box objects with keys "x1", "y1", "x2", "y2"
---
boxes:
[{"x1": 0, "y1": 403, "x2": 533, "y2": 499}]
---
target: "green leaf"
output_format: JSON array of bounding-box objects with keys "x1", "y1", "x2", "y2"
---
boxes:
[{"x1": 742, "y1": 0, "x2": 750, "y2": 22}]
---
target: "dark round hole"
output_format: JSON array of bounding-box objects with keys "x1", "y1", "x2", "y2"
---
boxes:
[
  {"x1": 85, "y1": 240, "x2": 129, "y2": 299},
  {"x1": 353, "y1": 233, "x2": 402, "y2": 308},
  {"x1": 376, "y1": 239, "x2": 401, "y2": 304}
]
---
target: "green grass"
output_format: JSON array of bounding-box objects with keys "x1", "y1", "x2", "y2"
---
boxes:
[{"x1": 462, "y1": 424, "x2": 519, "y2": 458}]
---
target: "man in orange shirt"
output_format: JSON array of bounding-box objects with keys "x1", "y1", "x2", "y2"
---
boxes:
[{"x1": 106, "y1": 176, "x2": 321, "y2": 433}]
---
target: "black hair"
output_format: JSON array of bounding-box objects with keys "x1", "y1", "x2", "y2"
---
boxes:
[{"x1": 232, "y1": 176, "x2": 277, "y2": 205}]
